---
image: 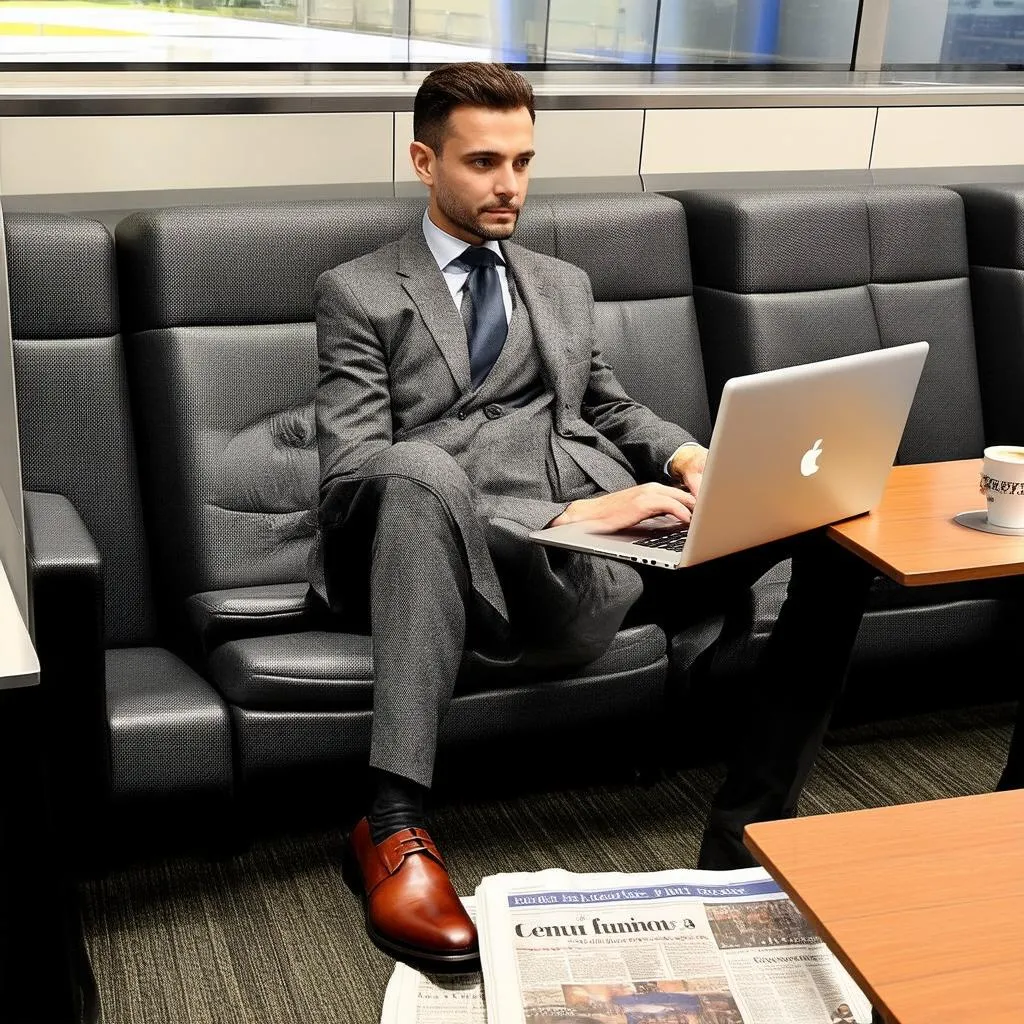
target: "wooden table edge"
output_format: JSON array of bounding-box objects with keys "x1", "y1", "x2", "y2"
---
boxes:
[
  {"x1": 826, "y1": 521, "x2": 1024, "y2": 586},
  {"x1": 744, "y1": 827, "x2": 896, "y2": 1024}
]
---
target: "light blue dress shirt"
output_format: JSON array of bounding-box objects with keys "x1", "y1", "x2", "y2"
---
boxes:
[{"x1": 421, "y1": 210, "x2": 513, "y2": 325}]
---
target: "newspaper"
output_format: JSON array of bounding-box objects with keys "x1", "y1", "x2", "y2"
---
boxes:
[
  {"x1": 381, "y1": 963, "x2": 485, "y2": 1024},
  {"x1": 476, "y1": 866, "x2": 871, "y2": 1024},
  {"x1": 381, "y1": 898, "x2": 486, "y2": 1024}
]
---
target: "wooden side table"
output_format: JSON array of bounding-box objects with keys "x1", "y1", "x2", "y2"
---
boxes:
[
  {"x1": 745, "y1": 792, "x2": 1024, "y2": 1024},
  {"x1": 827, "y1": 459, "x2": 1024, "y2": 586},
  {"x1": 743, "y1": 458, "x2": 1024, "y2": 1022}
]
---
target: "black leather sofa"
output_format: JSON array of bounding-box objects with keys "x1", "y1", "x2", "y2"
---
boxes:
[
  {"x1": 953, "y1": 183, "x2": 1024, "y2": 446},
  {"x1": 8, "y1": 213, "x2": 234, "y2": 857},
  {"x1": 668, "y1": 186, "x2": 1024, "y2": 711},
  {"x1": 9, "y1": 186, "x2": 1023, "y2": 854},
  {"x1": 111, "y1": 193, "x2": 724, "y2": 805}
]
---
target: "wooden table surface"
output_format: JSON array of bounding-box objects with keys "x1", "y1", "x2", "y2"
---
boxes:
[
  {"x1": 827, "y1": 459, "x2": 1024, "y2": 585},
  {"x1": 745, "y1": 792, "x2": 1024, "y2": 1024}
]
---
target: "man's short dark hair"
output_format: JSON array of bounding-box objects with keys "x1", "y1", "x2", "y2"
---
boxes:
[{"x1": 414, "y1": 62, "x2": 535, "y2": 154}]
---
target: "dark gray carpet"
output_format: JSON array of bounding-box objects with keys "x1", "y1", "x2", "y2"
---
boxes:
[{"x1": 80, "y1": 705, "x2": 1015, "y2": 1024}]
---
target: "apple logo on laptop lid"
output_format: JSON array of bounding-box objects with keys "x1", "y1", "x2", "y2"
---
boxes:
[{"x1": 800, "y1": 439, "x2": 823, "y2": 477}]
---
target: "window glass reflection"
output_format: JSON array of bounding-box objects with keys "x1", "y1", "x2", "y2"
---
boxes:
[
  {"x1": 407, "y1": 0, "x2": 548, "y2": 62},
  {"x1": 655, "y1": 0, "x2": 859, "y2": 66},
  {"x1": 885, "y1": 0, "x2": 1024, "y2": 66},
  {"x1": 545, "y1": 0, "x2": 657, "y2": 63}
]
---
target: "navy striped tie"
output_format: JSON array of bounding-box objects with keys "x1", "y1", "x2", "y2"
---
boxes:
[{"x1": 455, "y1": 246, "x2": 507, "y2": 389}]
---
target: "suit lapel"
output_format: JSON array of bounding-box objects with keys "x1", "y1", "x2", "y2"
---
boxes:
[
  {"x1": 502, "y1": 242, "x2": 570, "y2": 396},
  {"x1": 397, "y1": 227, "x2": 472, "y2": 394}
]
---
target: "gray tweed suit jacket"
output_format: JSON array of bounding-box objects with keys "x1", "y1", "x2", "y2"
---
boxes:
[{"x1": 308, "y1": 222, "x2": 695, "y2": 662}]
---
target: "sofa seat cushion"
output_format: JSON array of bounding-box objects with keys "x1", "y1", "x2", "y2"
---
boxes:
[
  {"x1": 744, "y1": 559, "x2": 1018, "y2": 631},
  {"x1": 106, "y1": 646, "x2": 233, "y2": 801},
  {"x1": 208, "y1": 624, "x2": 667, "y2": 712},
  {"x1": 187, "y1": 582, "x2": 317, "y2": 653},
  {"x1": 676, "y1": 559, "x2": 1023, "y2": 680}
]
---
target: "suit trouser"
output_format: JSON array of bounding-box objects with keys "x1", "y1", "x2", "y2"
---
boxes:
[
  {"x1": 999, "y1": 703, "x2": 1024, "y2": 791},
  {"x1": 628, "y1": 535, "x2": 876, "y2": 868},
  {"x1": 356, "y1": 476, "x2": 882, "y2": 857}
]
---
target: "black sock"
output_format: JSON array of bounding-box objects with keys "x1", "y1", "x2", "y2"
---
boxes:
[{"x1": 368, "y1": 768, "x2": 428, "y2": 845}]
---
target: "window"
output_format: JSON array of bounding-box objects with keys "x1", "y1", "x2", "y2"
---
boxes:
[
  {"x1": 655, "y1": 0, "x2": 861, "y2": 67},
  {"x1": 0, "y1": 0, "x2": 863, "y2": 66},
  {"x1": 885, "y1": 0, "x2": 1024, "y2": 67}
]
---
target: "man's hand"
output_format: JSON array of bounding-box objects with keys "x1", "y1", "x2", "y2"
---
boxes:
[
  {"x1": 668, "y1": 444, "x2": 709, "y2": 499},
  {"x1": 548, "y1": 482, "x2": 695, "y2": 533}
]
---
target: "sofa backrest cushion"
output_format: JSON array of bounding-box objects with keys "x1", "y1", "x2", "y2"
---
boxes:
[
  {"x1": 115, "y1": 194, "x2": 707, "y2": 606},
  {"x1": 8, "y1": 212, "x2": 157, "y2": 644},
  {"x1": 952, "y1": 183, "x2": 1024, "y2": 445},
  {"x1": 671, "y1": 186, "x2": 985, "y2": 465}
]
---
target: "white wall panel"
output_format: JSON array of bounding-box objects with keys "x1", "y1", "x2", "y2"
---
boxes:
[
  {"x1": 641, "y1": 107, "x2": 877, "y2": 175},
  {"x1": 872, "y1": 106, "x2": 1024, "y2": 168},
  {"x1": 0, "y1": 562, "x2": 37, "y2": 689},
  {"x1": 0, "y1": 210, "x2": 27, "y2": 630},
  {"x1": 0, "y1": 112, "x2": 393, "y2": 195},
  {"x1": 394, "y1": 108, "x2": 644, "y2": 183}
]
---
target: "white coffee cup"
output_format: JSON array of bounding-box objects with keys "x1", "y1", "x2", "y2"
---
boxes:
[{"x1": 981, "y1": 445, "x2": 1024, "y2": 529}]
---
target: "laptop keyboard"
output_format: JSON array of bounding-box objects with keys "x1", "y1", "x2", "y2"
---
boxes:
[{"x1": 634, "y1": 527, "x2": 689, "y2": 551}]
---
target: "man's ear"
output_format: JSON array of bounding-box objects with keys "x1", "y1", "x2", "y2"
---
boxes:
[{"x1": 409, "y1": 141, "x2": 436, "y2": 187}]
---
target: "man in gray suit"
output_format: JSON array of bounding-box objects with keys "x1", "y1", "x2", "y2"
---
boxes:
[{"x1": 311, "y1": 62, "x2": 873, "y2": 967}]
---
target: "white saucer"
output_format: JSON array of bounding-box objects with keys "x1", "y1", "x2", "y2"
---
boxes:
[{"x1": 953, "y1": 509, "x2": 1024, "y2": 537}]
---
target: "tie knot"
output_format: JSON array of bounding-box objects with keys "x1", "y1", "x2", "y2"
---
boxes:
[{"x1": 454, "y1": 246, "x2": 501, "y2": 271}]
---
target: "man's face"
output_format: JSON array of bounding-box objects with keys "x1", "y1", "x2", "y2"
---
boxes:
[{"x1": 411, "y1": 104, "x2": 535, "y2": 244}]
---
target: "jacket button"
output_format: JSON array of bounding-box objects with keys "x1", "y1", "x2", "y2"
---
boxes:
[
  {"x1": 484, "y1": 403, "x2": 503, "y2": 420},
  {"x1": 457, "y1": 410, "x2": 467, "y2": 420}
]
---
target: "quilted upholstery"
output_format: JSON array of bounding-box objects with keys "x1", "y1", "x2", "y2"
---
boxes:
[
  {"x1": 9, "y1": 213, "x2": 234, "y2": 824},
  {"x1": 208, "y1": 622, "x2": 665, "y2": 710},
  {"x1": 187, "y1": 582, "x2": 314, "y2": 655},
  {"x1": 106, "y1": 647, "x2": 232, "y2": 801},
  {"x1": 673, "y1": 187, "x2": 985, "y2": 465},
  {"x1": 8, "y1": 213, "x2": 157, "y2": 644},
  {"x1": 663, "y1": 186, "x2": 1012, "y2": 698},
  {"x1": 115, "y1": 194, "x2": 706, "y2": 783},
  {"x1": 954, "y1": 184, "x2": 1024, "y2": 445},
  {"x1": 228, "y1": 626, "x2": 667, "y2": 787},
  {"x1": 118, "y1": 194, "x2": 710, "y2": 618}
]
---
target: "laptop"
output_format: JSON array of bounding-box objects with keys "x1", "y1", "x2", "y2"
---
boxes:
[{"x1": 530, "y1": 342, "x2": 929, "y2": 569}]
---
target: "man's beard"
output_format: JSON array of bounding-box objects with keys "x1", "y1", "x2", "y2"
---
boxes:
[{"x1": 436, "y1": 179, "x2": 519, "y2": 241}]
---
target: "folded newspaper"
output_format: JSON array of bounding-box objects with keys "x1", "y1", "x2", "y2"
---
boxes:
[
  {"x1": 381, "y1": 869, "x2": 872, "y2": 1024},
  {"x1": 381, "y1": 899, "x2": 485, "y2": 1024}
]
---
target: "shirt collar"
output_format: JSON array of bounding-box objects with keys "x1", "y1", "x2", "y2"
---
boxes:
[{"x1": 421, "y1": 208, "x2": 504, "y2": 272}]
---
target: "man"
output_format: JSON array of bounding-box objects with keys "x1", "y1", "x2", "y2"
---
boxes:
[{"x1": 310, "y1": 62, "x2": 874, "y2": 966}]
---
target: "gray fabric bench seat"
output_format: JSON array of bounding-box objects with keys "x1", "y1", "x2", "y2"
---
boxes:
[
  {"x1": 113, "y1": 193, "x2": 714, "y2": 791},
  {"x1": 954, "y1": 183, "x2": 1024, "y2": 445},
  {"x1": 9, "y1": 213, "x2": 234, "y2": 851},
  {"x1": 208, "y1": 624, "x2": 666, "y2": 785},
  {"x1": 666, "y1": 186, "x2": 1024, "y2": 702}
]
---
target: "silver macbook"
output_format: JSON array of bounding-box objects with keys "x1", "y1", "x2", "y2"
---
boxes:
[{"x1": 530, "y1": 343, "x2": 929, "y2": 569}]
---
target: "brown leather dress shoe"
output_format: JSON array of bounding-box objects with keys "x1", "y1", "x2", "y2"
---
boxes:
[{"x1": 347, "y1": 817, "x2": 479, "y2": 966}]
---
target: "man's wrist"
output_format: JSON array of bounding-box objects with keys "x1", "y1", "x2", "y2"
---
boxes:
[{"x1": 667, "y1": 442, "x2": 702, "y2": 480}]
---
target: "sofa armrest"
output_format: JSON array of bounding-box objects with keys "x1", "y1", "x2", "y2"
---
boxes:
[
  {"x1": 24, "y1": 490, "x2": 102, "y2": 576},
  {"x1": 23, "y1": 491, "x2": 109, "y2": 860},
  {"x1": 186, "y1": 581, "x2": 315, "y2": 656},
  {"x1": 24, "y1": 490, "x2": 104, "y2": 669}
]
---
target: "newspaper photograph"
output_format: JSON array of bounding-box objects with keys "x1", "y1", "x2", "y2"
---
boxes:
[
  {"x1": 381, "y1": 898, "x2": 486, "y2": 1024},
  {"x1": 475, "y1": 867, "x2": 870, "y2": 1024}
]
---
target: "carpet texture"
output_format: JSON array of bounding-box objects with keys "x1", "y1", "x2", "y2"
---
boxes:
[{"x1": 80, "y1": 704, "x2": 1015, "y2": 1024}]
